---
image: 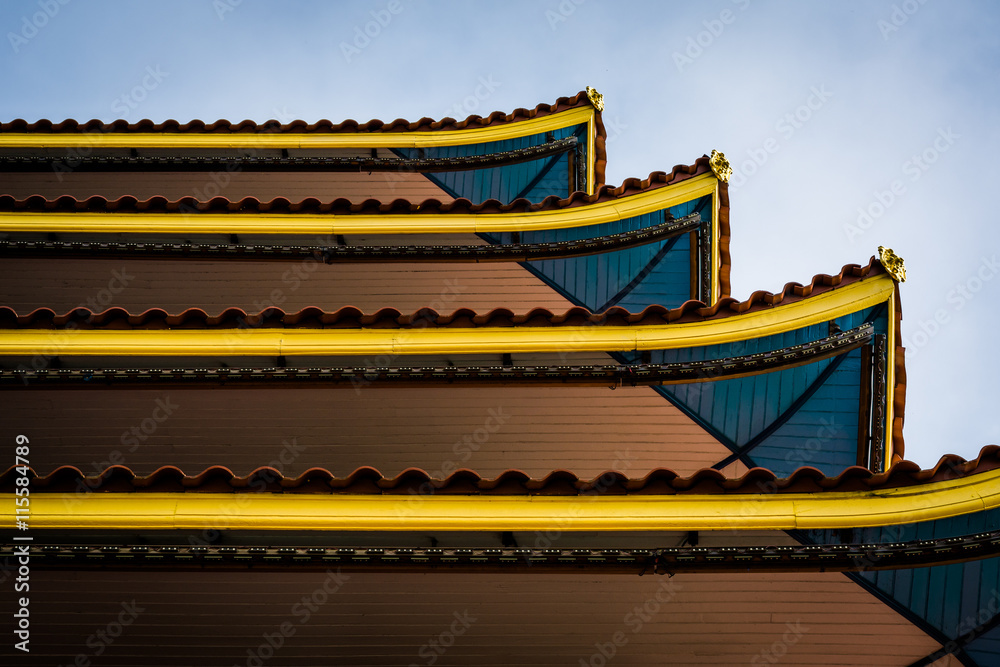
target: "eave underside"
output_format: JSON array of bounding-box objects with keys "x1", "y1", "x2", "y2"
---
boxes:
[{"x1": 0, "y1": 569, "x2": 944, "y2": 666}]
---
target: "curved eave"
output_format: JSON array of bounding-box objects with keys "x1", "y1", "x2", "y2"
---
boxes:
[
  {"x1": 0, "y1": 102, "x2": 595, "y2": 147},
  {"x1": 4, "y1": 464, "x2": 997, "y2": 532},
  {"x1": 0, "y1": 172, "x2": 716, "y2": 235},
  {"x1": 0, "y1": 104, "x2": 603, "y2": 194},
  {"x1": 0, "y1": 271, "x2": 894, "y2": 357}
]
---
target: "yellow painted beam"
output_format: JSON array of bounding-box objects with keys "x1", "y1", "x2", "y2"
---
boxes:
[
  {"x1": 0, "y1": 107, "x2": 595, "y2": 150},
  {"x1": 0, "y1": 274, "x2": 894, "y2": 357},
  {"x1": 0, "y1": 173, "x2": 715, "y2": 236},
  {"x1": 4, "y1": 466, "x2": 998, "y2": 532}
]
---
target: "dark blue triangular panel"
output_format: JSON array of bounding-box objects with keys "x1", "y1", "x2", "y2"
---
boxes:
[
  {"x1": 803, "y1": 510, "x2": 1000, "y2": 665},
  {"x1": 749, "y1": 348, "x2": 862, "y2": 477},
  {"x1": 965, "y1": 623, "x2": 1000, "y2": 665},
  {"x1": 654, "y1": 356, "x2": 833, "y2": 451},
  {"x1": 619, "y1": 305, "x2": 888, "y2": 473},
  {"x1": 397, "y1": 125, "x2": 583, "y2": 204},
  {"x1": 492, "y1": 196, "x2": 711, "y2": 312}
]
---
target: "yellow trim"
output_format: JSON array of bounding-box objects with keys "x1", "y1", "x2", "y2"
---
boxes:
[
  {"x1": 0, "y1": 173, "x2": 716, "y2": 236},
  {"x1": 885, "y1": 285, "x2": 897, "y2": 466},
  {"x1": 0, "y1": 107, "x2": 595, "y2": 150},
  {"x1": 711, "y1": 185, "x2": 720, "y2": 302},
  {"x1": 0, "y1": 275, "x2": 894, "y2": 357},
  {"x1": 5, "y1": 466, "x2": 999, "y2": 532},
  {"x1": 586, "y1": 116, "x2": 595, "y2": 195}
]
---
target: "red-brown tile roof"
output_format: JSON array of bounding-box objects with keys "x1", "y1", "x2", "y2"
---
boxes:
[
  {"x1": 0, "y1": 258, "x2": 882, "y2": 330},
  {"x1": 1, "y1": 90, "x2": 610, "y2": 197},
  {"x1": 4, "y1": 445, "x2": 996, "y2": 496},
  {"x1": 0, "y1": 256, "x2": 902, "y2": 458},
  {"x1": 0, "y1": 162, "x2": 705, "y2": 216},
  {"x1": 1, "y1": 91, "x2": 596, "y2": 135}
]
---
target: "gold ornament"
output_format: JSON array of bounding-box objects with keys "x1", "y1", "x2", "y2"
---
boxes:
[
  {"x1": 585, "y1": 86, "x2": 604, "y2": 112},
  {"x1": 709, "y1": 150, "x2": 732, "y2": 183},
  {"x1": 878, "y1": 246, "x2": 906, "y2": 282}
]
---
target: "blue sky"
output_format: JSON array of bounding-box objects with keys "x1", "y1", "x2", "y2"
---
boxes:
[{"x1": 1, "y1": 0, "x2": 998, "y2": 467}]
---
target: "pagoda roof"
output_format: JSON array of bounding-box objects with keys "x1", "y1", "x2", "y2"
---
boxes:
[
  {"x1": 0, "y1": 90, "x2": 601, "y2": 138},
  {"x1": 0, "y1": 87, "x2": 992, "y2": 665},
  {"x1": 0, "y1": 257, "x2": 904, "y2": 471}
]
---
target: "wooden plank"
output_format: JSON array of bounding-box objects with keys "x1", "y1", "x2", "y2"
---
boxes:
[{"x1": 0, "y1": 570, "x2": 942, "y2": 666}]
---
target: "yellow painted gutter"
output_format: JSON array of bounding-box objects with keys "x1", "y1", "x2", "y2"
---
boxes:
[
  {"x1": 4, "y1": 465, "x2": 998, "y2": 532},
  {"x1": 0, "y1": 172, "x2": 714, "y2": 236},
  {"x1": 0, "y1": 274, "x2": 893, "y2": 357},
  {"x1": 0, "y1": 107, "x2": 595, "y2": 150}
]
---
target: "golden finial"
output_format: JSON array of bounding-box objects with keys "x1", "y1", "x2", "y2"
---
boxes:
[
  {"x1": 585, "y1": 86, "x2": 604, "y2": 112},
  {"x1": 709, "y1": 150, "x2": 732, "y2": 183},
  {"x1": 878, "y1": 246, "x2": 906, "y2": 282}
]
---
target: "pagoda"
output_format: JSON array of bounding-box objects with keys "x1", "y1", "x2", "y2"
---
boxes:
[{"x1": 1, "y1": 89, "x2": 997, "y2": 666}]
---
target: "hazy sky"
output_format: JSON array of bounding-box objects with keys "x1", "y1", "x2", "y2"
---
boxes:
[{"x1": 1, "y1": 0, "x2": 997, "y2": 467}]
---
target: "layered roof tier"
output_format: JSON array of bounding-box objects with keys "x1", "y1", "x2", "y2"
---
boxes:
[{"x1": 0, "y1": 90, "x2": 992, "y2": 667}]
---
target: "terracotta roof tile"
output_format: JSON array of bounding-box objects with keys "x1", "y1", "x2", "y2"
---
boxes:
[
  {"x1": 4, "y1": 445, "x2": 996, "y2": 496},
  {"x1": 1, "y1": 90, "x2": 610, "y2": 194},
  {"x1": 0, "y1": 258, "x2": 882, "y2": 330},
  {"x1": 1, "y1": 92, "x2": 596, "y2": 135}
]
